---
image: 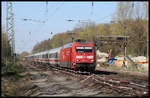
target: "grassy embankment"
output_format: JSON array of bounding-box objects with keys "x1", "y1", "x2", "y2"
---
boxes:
[
  {"x1": 1, "y1": 62, "x2": 25, "y2": 96},
  {"x1": 96, "y1": 62, "x2": 148, "y2": 73}
]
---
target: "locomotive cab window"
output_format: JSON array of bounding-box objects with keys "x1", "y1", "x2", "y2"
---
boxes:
[{"x1": 76, "y1": 47, "x2": 92, "y2": 52}]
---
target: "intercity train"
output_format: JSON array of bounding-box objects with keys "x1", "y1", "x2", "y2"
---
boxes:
[{"x1": 25, "y1": 39, "x2": 96, "y2": 72}]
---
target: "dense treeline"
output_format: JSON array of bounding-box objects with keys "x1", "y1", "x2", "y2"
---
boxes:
[
  {"x1": 2, "y1": 32, "x2": 29, "y2": 73},
  {"x1": 32, "y1": 18, "x2": 148, "y2": 56},
  {"x1": 31, "y1": 2, "x2": 148, "y2": 57},
  {"x1": 1, "y1": 33, "x2": 27, "y2": 96}
]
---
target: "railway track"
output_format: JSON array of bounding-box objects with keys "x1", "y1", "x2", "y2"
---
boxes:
[
  {"x1": 51, "y1": 65, "x2": 148, "y2": 96},
  {"x1": 22, "y1": 61, "x2": 148, "y2": 97}
]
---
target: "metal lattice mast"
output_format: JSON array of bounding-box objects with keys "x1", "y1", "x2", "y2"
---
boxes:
[{"x1": 6, "y1": 2, "x2": 15, "y2": 71}]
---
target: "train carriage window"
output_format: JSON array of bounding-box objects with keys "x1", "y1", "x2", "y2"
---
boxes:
[
  {"x1": 49, "y1": 54, "x2": 51, "y2": 58},
  {"x1": 76, "y1": 47, "x2": 92, "y2": 52},
  {"x1": 55, "y1": 53, "x2": 57, "y2": 57},
  {"x1": 54, "y1": 53, "x2": 57, "y2": 57},
  {"x1": 51, "y1": 53, "x2": 56, "y2": 58},
  {"x1": 48, "y1": 53, "x2": 57, "y2": 58},
  {"x1": 51, "y1": 53, "x2": 54, "y2": 58},
  {"x1": 46, "y1": 54, "x2": 48, "y2": 58}
]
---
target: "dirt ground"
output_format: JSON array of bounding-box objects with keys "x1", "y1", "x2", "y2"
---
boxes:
[
  {"x1": 95, "y1": 66, "x2": 148, "y2": 86},
  {"x1": 18, "y1": 62, "x2": 110, "y2": 97},
  {"x1": 17, "y1": 61, "x2": 149, "y2": 97},
  {"x1": 95, "y1": 66, "x2": 148, "y2": 77}
]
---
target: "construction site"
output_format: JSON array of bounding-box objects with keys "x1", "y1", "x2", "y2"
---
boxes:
[{"x1": 94, "y1": 35, "x2": 149, "y2": 71}]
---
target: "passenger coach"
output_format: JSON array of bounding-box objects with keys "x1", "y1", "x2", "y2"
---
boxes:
[{"x1": 25, "y1": 39, "x2": 96, "y2": 72}]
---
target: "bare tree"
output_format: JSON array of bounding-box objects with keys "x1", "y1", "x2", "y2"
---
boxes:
[
  {"x1": 142, "y1": 2, "x2": 148, "y2": 19},
  {"x1": 114, "y1": 2, "x2": 147, "y2": 21}
]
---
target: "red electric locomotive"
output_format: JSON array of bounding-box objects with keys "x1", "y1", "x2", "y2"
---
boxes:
[
  {"x1": 25, "y1": 39, "x2": 96, "y2": 72},
  {"x1": 59, "y1": 39, "x2": 96, "y2": 72}
]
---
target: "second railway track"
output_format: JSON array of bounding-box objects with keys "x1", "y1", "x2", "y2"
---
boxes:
[{"x1": 21, "y1": 61, "x2": 148, "y2": 97}]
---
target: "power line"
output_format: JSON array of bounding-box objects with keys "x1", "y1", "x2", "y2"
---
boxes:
[
  {"x1": 50, "y1": 3, "x2": 64, "y2": 17},
  {"x1": 93, "y1": 12, "x2": 114, "y2": 24},
  {"x1": 65, "y1": 19, "x2": 89, "y2": 23},
  {"x1": 21, "y1": 18, "x2": 45, "y2": 23}
]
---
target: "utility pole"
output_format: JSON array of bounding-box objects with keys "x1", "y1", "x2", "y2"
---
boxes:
[
  {"x1": 91, "y1": 1, "x2": 94, "y2": 15},
  {"x1": 6, "y1": 2, "x2": 15, "y2": 72},
  {"x1": 46, "y1": 1, "x2": 48, "y2": 21}
]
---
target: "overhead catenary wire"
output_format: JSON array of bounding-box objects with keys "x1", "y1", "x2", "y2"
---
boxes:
[
  {"x1": 49, "y1": 3, "x2": 64, "y2": 17},
  {"x1": 94, "y1": 13, "x2": 114, "y2": 23},
  {"x1": 18, "y1": 2, "x2": 118, "y2": 54},
  {"x1": 12, "y1": 2, "x2": 64, "y2": 54},
  {"x1": 66, "y1": 13, "x2": 114, "y2": 25},
  {"x1": 21, "y1": 18, "x2": 45, "y2": 23},
  {"x1": 19, "y1": 2, "x2": 51, "y2": 46}
]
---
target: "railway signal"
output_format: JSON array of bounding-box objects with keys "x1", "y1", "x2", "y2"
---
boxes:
[{"x1": 93, "y1": 34, "x2": 130, "y2": 68}]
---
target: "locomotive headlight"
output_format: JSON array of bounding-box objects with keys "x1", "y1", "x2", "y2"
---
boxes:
[
  {"x1": 76, "y1": 56, "x2": 83, "y2": 58},
  {"x1": 87, "y1": 56, "x2": 93, "y2": 59},
  {"x1": 91, "y1": 60, "x2": 94, "y2": 62},
  {"x1": 76, "y1": 59, "x2": 80, "y2": 62}
]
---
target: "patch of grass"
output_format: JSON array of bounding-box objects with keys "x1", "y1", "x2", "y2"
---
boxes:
[
  {"x1": 1, "y1": 78, "x2": 19, "y2": 96},
  {"x1": 97, "y1": 62, "x2": 148, "y2": 73},
  {"x1": 127, "y1": 66, "x2": 148, "y2": 73},
  {"x1": 2, "y1": 63, "x2": 24, "y2": 75},
  {"x1": 103, "y1": 64, "x2": 148, "y2": 73},
  {"x1": 1, "y1": 63, "x2": 25, "y2": 96},
  {"x1": 106, "y1": 65, "x2": 122, "y2": 71}
]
